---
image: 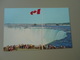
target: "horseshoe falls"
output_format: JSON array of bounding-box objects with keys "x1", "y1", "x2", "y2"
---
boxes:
[{"x1": 4, "y1": 26, "x2": 67, "y2": 47}]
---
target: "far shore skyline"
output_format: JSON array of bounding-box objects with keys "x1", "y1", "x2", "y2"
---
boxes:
[{"x1": 4, "y1": 22, "x2": 70, "y2": 24}]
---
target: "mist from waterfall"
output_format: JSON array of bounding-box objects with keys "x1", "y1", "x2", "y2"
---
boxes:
[{"x1": 4, "y1": 26, "x2": 67, "y2": 47}]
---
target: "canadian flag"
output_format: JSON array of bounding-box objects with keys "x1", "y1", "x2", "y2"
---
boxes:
[{"x1": 30, "y1": 9, "x2": 41, "y2": 15}]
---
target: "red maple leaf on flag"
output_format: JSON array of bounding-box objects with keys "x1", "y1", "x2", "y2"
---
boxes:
[{"x1": 30, "y1": 9, "x2": 41, "y2": 15}]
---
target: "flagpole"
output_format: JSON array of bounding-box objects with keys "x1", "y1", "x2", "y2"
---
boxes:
[{"x1": 41, "y1": 8, "x2": 44, "y2": 50}]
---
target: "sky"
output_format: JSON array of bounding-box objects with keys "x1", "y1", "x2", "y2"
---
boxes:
[{"x1": 4, "y1": 8, "x2": 70, "y2": 24}]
